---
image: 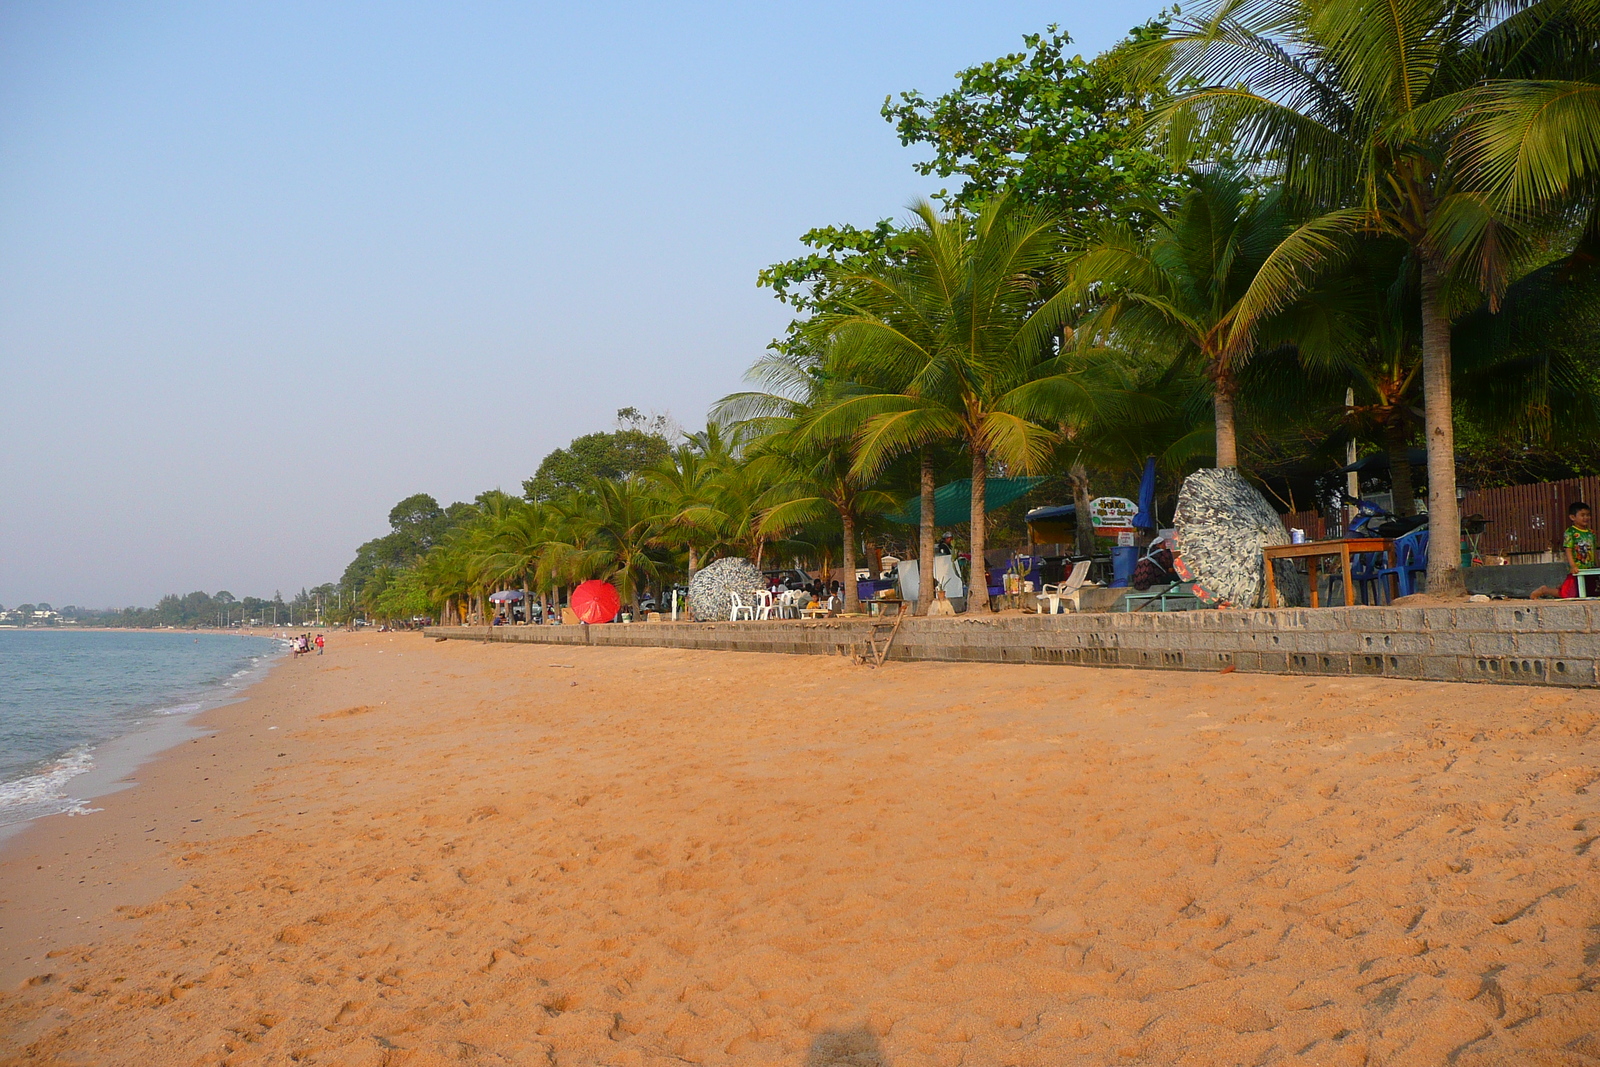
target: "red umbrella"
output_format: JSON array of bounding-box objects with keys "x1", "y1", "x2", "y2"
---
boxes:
[{"x1": 570, "y1": 580, "x2": 621, "y2": 624}]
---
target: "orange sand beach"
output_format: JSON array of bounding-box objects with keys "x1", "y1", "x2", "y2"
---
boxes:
[{"x1": 2, "y1": 631, "x2": 1597, "y2": 1065}]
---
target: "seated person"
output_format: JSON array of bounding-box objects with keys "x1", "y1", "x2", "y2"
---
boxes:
[
  {"x1": 1531, "y1": 501, "x2": 1594, "y2": 598},
  {"x1": 1132, "y1": 540, "x2": 1179, "y2": 591},
  {"x1": 1563, "y1": 501, "x2": 1595, "y2": 597}
]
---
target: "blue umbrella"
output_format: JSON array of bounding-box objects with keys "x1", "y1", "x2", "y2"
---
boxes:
[{"x1": 1133, "y1": 456, "x2": 1158, "y2": 529}]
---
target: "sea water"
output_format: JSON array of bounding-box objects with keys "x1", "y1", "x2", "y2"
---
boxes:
[{"x1": 0, "y1": 630, "x2": 281, "y2": 832}]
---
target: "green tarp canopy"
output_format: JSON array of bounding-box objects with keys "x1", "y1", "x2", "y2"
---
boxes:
[{"x1": 885, "y1": 477, "x2": 1043, "y2": 528}]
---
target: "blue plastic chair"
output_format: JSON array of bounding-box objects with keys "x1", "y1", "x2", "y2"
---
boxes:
[
  {"x1": 1377, "y1": 529, "x2": 1429, "y2": 598},
  {"x1": 1329, "y1": 550, "x2": 1390, "y2": 604},
  {"x1": 1352, "y1": 550, "x2": 1390, "y2": 604}
]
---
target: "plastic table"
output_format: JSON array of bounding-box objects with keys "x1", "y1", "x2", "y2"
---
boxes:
[{"x1": 1577, "y1": 568, "x2": 1600, "y2": 598}]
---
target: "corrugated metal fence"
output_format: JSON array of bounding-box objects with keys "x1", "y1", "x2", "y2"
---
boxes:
[
  {"x1": 1278, "y1": 477, "x2": 1600, "y2": 558},
  {"x1": 1465, "y1": 477, "x2": 1600, "y2": 557}
]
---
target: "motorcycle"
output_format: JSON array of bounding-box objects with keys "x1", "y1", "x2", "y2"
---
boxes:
[{"x1": 1344, "y1": 494, "x2": 1430, "y2": 539}]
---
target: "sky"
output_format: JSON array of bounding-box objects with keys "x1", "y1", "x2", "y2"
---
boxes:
[{"x1": 0, "y1": 0, "x2": 1164, "y2": 608}]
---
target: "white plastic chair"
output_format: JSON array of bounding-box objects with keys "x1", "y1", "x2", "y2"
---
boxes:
[
  {"x1": 729, "y1": 592, "x2": 755, "y2": 621},
  {"x1": 754, "y1": 590, "x2": 778, "y2": 620},
  {"x1": 1037, "y1": 559, "x2": 1093, "y2": 614}
]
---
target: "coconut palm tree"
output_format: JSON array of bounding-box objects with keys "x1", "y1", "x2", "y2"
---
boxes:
[
  {"x1": 1067, "y1": 169, "x2": 1319, "y2": 469},
  {"x1": 643, "y1": 435, "x2": 737, "y2": 582},
  {"x1": 416, "y1": 543, "x2": 471, "y2": 626},
  {"x1": 482, "y1": 499, "x2": 553, "y2": 621},
  {"x1": 540, "y1": 478, "x2": 666, "y2": 614},
  {"x1": 758, "y1": 451, "x2": 902, "y2": 614},
  {"x1": 1133, "y1": 0, "x2": 1600, "y2": 593},
  {"x1": 809, "y1": 195, "x2": 1113, "y2": 612}
]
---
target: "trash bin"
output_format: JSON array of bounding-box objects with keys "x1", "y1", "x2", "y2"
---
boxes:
[{"x1": 1111, "y1": 545, "x2": 1139, "y2": 588}]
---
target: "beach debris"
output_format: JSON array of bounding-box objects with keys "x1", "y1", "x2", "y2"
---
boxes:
[
  {"x1": 687, "y1": 558, "x2": 766, "y2": 623},
  {"x1": 1171, "y1": 468, "x2": 1307, "y2": 608}
]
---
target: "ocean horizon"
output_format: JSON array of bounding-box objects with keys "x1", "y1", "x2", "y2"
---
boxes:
[{"x1": 0, "y1": 629, "x2": 282, "y2": 833}]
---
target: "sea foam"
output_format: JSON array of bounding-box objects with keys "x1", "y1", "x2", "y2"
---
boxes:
[{"x1": 0, "y1": 746, "x2": 100, "y2": 826}]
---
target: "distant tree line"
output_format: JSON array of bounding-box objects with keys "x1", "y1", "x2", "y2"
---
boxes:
[{"x1": 0, "y1": 587, "x2": 341, "y2": 628}]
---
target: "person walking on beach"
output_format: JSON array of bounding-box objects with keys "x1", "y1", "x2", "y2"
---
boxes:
[{"x1": 315, "y1": 633, "x2": 325, "y2": 655}]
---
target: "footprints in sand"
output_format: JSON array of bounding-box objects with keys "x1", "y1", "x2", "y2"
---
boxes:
[
  {"x1": 4, "y1": 647, "x2": 1599, "y2": 1066},
  {"x1": 317, "y1": 705, "x2": 379, "y2": 720}
]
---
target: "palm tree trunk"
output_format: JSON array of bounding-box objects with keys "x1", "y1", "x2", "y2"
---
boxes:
[
  {"x1": 1070, "y1": 457, "x2": 1094, "y2": 557},
  {"x1": 687, "y1": 544, "x2": 699, "y2": 582},
  {"x1": 841, "y1": 511, "x2": 860, "y2": 614},
  {"x1": 1385, "y1": 419, "x2": 1416, "y2": 518},
  {"x1": 968, "y1": 451, "x2": 989, "y2": 613},
  {"x1": 1419, "y1": 256, "x2": 1465, "y2": 596},
  {"x1": 1214, "y1": 375, "x2": 1239, "y2": 468},
  {"x1": 918, "y1": 449, "x2": 936, "y2": 615}
]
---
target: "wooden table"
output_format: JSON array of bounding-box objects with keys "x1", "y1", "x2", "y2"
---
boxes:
[
  {"x1": 1262, "y1": 537, "x2": 1392, "y2": 608},
  {"x1": 866, "y1": 597, "x2": 908, "y2": 617}
]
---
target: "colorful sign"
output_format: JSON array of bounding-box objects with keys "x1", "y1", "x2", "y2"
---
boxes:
[{"x1": 1089, "y1": 496, "x2": 1139, "y2": 534}]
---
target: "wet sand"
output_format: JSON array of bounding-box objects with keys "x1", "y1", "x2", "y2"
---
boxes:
[{"x1": 2, "y1": 630, "x2": 1597, "y2": 1065}]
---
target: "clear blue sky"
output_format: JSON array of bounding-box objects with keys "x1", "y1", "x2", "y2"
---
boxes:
[{"x1": 0, "y1": 1, "x2": 1164, "y2": 607}]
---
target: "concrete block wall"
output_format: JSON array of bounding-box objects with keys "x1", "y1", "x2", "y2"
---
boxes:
[{"x1": 431, "y1": 600, "x2": 1600, "y2": 687}]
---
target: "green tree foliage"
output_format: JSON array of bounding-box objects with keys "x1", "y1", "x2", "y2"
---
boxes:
[
  {"x1": 1066, "y1": 168, "x2": 1338, "y2": 469},
  {"x1": 370, "y1": 568, "x2": 431, "y2": 623},
  {"x1": 883, "y1": 22, "x2": 1177, "y2": 224},
  {"x1": 54, "y1": 588, "x2": 330, "y2": 628},
  {"x1": 322, "y1": 6, "x2": 1600, "y2": 615},
  {"x1": 1133, "y1": 0, "x2": 1600, "y2": 592},
  {"x1": 522, "y1": 409, "x2": 674, "y2": 501},
  {"x1": 757, "y1": 220, "x2": 911, "y2": 315},
  {"x1": 341, "y1": 492, "x2": 477, "y2": 594},
  {"x1": 809, "y1": 195, "x2": 1120, "y2": 612},
  {"x1": 758, "y1": 22, "x2": 1180, "y2": 330}
]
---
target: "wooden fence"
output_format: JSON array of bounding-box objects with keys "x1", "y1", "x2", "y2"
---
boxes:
[
  {"x1": 1280, "y1": 509, "x2": 1332, "y2": 541},
  {"x1": 1279, "y1": 476, "x2": 1600, "y2": 559}
]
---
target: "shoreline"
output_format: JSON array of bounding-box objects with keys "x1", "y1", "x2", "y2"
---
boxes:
[
  {"x1": 0, "y1": 635, "x2": 297, "y2": 986},
  {"x1": 0, "y1": 627, "x2": 326, "y2": 634},
  {"x1": 3, "y1": 632, "x2": 1597, "y2": 1063},
  {"x1": 0, "y1": 629, "x2": 286, "y2": 847}
]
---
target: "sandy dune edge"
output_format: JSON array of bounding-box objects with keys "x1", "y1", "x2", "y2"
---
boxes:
[{"x1": 1, "y1": 631, "x2": 1597, "y2": 1065}]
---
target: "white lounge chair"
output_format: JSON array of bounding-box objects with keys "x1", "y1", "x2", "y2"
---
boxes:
[{"x1": 1037, "y1": 560, "x2": 1093, "y2": 614}]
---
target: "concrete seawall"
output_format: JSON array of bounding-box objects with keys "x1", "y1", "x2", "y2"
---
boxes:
[{"x1": 429, "y1": 600, "x2": 1600, "y2": 687}]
